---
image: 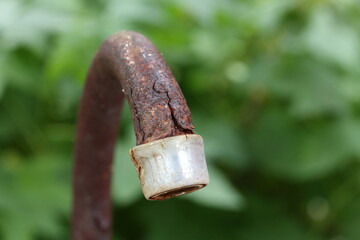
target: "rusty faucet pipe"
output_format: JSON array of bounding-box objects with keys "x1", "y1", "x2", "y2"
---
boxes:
[{"x1": 72, "y1": 31, "x2": 209, "y2": 239}]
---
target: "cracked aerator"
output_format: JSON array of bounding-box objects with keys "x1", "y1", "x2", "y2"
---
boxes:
[{"x1": 72, "y1": 31, "x2": 209, "y2": 240}]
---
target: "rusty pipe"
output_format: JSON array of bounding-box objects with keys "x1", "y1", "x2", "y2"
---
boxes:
[{"x1": 72, "y1": 31, "x2": 209, "y2": 240}]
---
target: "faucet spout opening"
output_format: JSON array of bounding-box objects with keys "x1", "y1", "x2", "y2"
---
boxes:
[{"x1": 149, "y1": 184, "x2": 206, "y2": 200}]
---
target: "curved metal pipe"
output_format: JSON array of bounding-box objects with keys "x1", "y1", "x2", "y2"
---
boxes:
[{"x1": 72, "y1": 31, "x2": 208, "y2": 239}]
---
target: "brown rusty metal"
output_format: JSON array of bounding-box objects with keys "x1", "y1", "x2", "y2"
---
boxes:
[{"x1": 72, "y1": 31, "x2": 194, "y2": 240}]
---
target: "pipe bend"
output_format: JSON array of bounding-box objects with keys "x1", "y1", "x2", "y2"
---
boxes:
[
  {"x1": 98, "y1": 31, "x2": 194, "y2": 145},
  {"x1": 72, "y1": 31, "x2": 195, "y2": 239}
]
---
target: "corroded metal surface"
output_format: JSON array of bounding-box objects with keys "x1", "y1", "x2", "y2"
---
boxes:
[
  {"x1": 101, "y1": 31, "x2": 194, "y2": 145},
  {"x1": 72, "y1": 31, "x2": 195, "y2": 240}
]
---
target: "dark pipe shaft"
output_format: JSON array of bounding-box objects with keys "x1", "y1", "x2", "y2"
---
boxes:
[{"x1": 72, "y1": 31, "x2": 194, "y2": 239}]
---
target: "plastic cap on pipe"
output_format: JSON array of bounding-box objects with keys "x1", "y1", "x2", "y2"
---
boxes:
[{"x1": 129, "y1": 134, "x2": 209, "y2": 200}]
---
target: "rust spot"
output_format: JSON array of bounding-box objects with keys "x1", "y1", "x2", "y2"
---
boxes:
[{"x1": 130, "y1": 149, "x2": 141, "y2": 175}]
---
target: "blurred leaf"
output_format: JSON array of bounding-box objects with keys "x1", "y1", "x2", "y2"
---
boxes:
[
  {"x1": 0, "y1": 0, "x2": 71, "y2": 52},
  {"x1": 173, "y1": 0, "x2": 225, "y2": 25},
  {"x1": 112, "y1": 130, "x2": 142, "y2": 206},
  {"x1": 44, "y1": 31, "x2": 100, "y2": 84},
  {"x1": 250, "y1": 108, "x2": 353, "y2": 181},
  {"x1": 194, "y1": 115, "x2": 247, "y2": 169},
  {"x1": 302, "y1": 6, "x2": 359, "y2": 68},
  {"x1": 337, "y1": 195, "x2": 360, "y2": 240},
  {"x1": 133, "y1": 200, "x2": 243, "y2": 240},
  {"x1": 185, "y1": 165, "x2": 245, "y2": 210},
  {"x1": 238, "y1": 196, "x2": 323, "y2": 240},
  {"x1": 0, "y1": 53, "x2": 7, "y2": 100},
  {"x1": 0, "y1": 154, "x2": 70, "y2": 240},
  {"x1": 253, "y1": 0, "x2": 296, "y2": 33},
  {"x1": 5, "y1": 48, "x2": 43, "y2": 93},
  {"x1": 255, "y1": 59, "x2": 349, "y2": 118}
]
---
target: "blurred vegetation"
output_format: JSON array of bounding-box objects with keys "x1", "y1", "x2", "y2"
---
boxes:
[{"x1": 1, "y1": 0, "x2": 360, "y2": 239}]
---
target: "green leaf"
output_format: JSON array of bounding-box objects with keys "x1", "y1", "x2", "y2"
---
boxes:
[
  {"x1": 253, "y1": 0, "x2": 297, "y2": 33},
  {"x1": 112, "y1": 131, "x2": 142, "y2": 206},
  {"x1": 193, "y1": 114, "x2": 247, "y2": 169},
  {"x1": 185, "y1": 165, "x2": 245, "y2": 210},
  {"x1": 0, "y1": 0, "x2": 71, "y2": 52},
  {"x1": 0, "y1": 154, "x2": 70, "y2": 240},
  {"x1": 238, "y1": 196, "x2": 323, "y2": 240},
  {"x1": 0, "y1": 53, "x2": 7, "y2": 100},
  {"x1": 336, "y1": 194, "x2": 360, "y2": 239},
  {"x1": 302, "y1": 7, "x2": 359, "y2": 68},
  {"x1": 250, "y1": 108, "x2": 353, "y2": 181}
]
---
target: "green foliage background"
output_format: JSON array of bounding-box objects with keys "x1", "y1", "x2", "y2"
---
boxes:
[{"x1": 1, "y1": 0, "x2": 360, "y2": 239}]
